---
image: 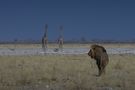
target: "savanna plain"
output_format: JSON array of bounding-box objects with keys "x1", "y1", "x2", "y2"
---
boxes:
[{"x1": 0, "y1": 44, "x2": 135, "y2": 90}]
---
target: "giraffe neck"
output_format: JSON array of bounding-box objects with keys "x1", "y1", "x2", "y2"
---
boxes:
[
  {"x1": 44, "y1": 33, "x2": 47, "y2": 37},
  {"x1": 43, "y1": 29, "x2": 47, "y2": 37}
]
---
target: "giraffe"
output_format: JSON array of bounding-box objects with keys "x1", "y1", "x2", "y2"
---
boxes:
[
  {"x1": 58, "y1": 25, "x2": 64, "y2": 51},
  {"x1": 42, "y1": 24, "x2": 48, "y2": 52}
]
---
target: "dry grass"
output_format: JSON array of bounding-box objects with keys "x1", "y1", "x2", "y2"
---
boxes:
[
  {"x1": 0, "y1": 43, "x2": 135, "y2": 49},
  {"x1": 0, "y1": 54, "x2": 134, "y2": 90}
]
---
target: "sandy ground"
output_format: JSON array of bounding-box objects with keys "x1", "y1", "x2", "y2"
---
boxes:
[{"x1": 0, "y1": 47, "x2": 135, "y2": 56}]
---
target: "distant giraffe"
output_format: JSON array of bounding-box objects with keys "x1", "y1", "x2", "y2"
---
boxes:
[
  {"x1": 42, "y1": 24, "x2": 48, "y2": 52},
  {"x1": 58, "y1": 25, "x2": 64, "y2": 51}
]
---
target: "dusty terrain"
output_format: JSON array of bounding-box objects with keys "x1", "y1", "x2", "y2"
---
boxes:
[{"x1": 0, "y1": 44, "x2": 135, "y2": 56}]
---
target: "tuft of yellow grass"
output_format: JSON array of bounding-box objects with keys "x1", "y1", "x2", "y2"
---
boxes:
[{"x1": 0, "y1": 54, "x2": 134, "y2": 90}]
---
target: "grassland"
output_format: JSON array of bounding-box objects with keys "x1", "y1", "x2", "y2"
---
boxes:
[
  {"x1": 0, "y1": 54, "x2": 135, "y2": 90},
  {"x1": 0, "y1": 43, "x2": 135, "y2": 49}
]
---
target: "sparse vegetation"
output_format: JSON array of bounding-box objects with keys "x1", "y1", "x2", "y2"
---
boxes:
[
  {"x1": 0, "y1": 43, "x2": 135, "y2": 49},
  {"x1": 0, "y1": 54, "x2": 134, "y2": 90}
]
